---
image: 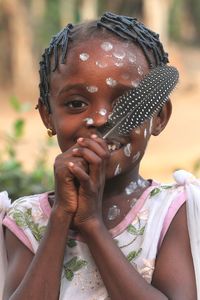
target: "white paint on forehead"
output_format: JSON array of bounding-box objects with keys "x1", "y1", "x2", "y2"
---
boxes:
[
  {"x1": 106, "y1": 77, "x2": 117, "y2": 87},
  {"x1": 128, "y1": 53, "x2": 137, "y2": 63},
  {"x1": 86, "y1": 85, "x2": 98, "y2": 93},
  {"x1": 101, "y1": 41, "x2": 113, "y2": 52},
  {"x1": 137, "y1": 65, "x2": 144, "y2": 76},
  {"x1": 79, "y1": 53, "x2": 90, "y2": 61},
  {"x1": 96, "y1": 61, "x2": 108, "y2": 68},
  {"x1": 84, "y1": 117, "x2": 94, "y2": 125},
  {"x1": 124, "y1": 143, "x2": 132, "y2": 157},
  {"x1": 113, "y1": 49, "x2": 126, "y2": 60},
  {"x1": 114, "y1": 60, "x2": 124, "y2": 67}
]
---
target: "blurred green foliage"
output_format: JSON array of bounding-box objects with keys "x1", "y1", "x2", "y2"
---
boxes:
[{"x1": 0, "y1": 97, "x2": 54, "y2": 201}]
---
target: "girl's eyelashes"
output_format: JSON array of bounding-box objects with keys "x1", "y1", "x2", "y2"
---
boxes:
[{"x1": 64, "y1": 99, "x2": 88, "y2": 113}]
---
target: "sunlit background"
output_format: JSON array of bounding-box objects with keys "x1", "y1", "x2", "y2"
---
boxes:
[{"x1": 0, "y1": 0, "x2": 200, "y2": 198}]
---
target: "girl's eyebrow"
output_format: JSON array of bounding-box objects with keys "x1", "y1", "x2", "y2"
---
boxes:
[
  {"x1": 57, "y1": 81, "x2": 136, "y2": 96},
  {"x1": 58, "y1": 83, "x2": 86, "y2": 95}
]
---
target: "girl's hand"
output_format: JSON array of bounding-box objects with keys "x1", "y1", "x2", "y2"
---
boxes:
[
  {"x1": 53, "y1": 145, "x2": 88, "y2": 217},
  {"x1": 68, "y1": 134, "x2": 110, "y2": 230}
]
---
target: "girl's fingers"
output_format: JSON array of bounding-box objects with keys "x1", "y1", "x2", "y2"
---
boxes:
[
  {"x1": 77, "y1": 136, "x2": 110, "y2": 159},
  {"x1": 68, "y1": 162, "x2": 91, "y2": 188},
  {"x1": 72, "y1": 147, "x2": 105, "y2": 183}
]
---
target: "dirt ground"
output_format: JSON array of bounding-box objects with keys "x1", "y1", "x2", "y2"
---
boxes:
[{"x1": 1, "y1": 44, "x2": 200, "y2": 182}]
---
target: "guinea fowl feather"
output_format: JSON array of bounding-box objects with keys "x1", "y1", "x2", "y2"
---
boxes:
[{"x1": 99, "y1": 65, "x2": 179, "y2": 139}]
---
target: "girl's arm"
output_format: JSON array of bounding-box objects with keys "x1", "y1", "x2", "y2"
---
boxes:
[
  {"x1": 3, "y1": 208, "x2": 72, "y2": 300},
  {"x1": 70, "y1": 136, "x2": 196, "y2": 300},
  {"x1": 4, "y1": 147, "x2": 86, "y2": 300}
]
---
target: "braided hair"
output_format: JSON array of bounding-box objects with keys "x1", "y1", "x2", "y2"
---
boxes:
[{"x1": 39, "y1": 12, "x2": 169, "y2": 112}]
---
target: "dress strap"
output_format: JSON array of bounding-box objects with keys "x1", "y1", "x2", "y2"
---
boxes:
[{"x1": 0, "y1": 191, "x2": 11, "y2": 299}]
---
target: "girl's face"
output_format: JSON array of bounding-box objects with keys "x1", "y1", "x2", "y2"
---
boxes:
[{"x1": 48, "y1": 37, "x2": 153, "y2": 178}]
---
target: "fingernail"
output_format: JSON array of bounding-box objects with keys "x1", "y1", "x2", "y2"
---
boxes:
[
  {"x1": 68, "y1": 162, "x2": 74, "y2": 167},
  {"x1": 91, "y1": 134, "x2": 98, "y2": 139},
  {"x1": 77, "y1": 137, "x2": 84, "y2": 142},
  {"x1": 72, "y1": 148, "x2": 79, "y2": 152}
]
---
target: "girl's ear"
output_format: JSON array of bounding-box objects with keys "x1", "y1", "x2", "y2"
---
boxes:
[
  {"x1": 38, "y1": 98, "x2": 56, "y2": 135},
  {"x1": 151, "y1": 100, "x2": 172, "y2": 136}
]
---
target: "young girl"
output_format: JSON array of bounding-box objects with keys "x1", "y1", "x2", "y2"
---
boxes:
[{"x1": 2, "y1": 12, "x2": 198, "y2": 300}]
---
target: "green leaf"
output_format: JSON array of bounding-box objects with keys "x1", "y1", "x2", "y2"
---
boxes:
[
  {"x1": 64, "y1": 268, "x2": 74, "y2": 281},
  {"x1": 12, "y1": 212, "x2": 26, "y2": 227},
  {"x1": 13, "y1": 119, "x2": 25, "y2": 138},
  {"x1": 10, "y1": 96, "x2": 21, "y2": 112},
  {"x1": 127, "y1": 224, "x2": 138, "y2": 235},
  {"x1": 150, "y1": 188, "x2": 161, "y2": 197},
  {"x1": 127, "y1": 248, "x2": 142, "y2": 262},
  {"x1": 64, "y1": 257, "x2": 78, "y2": 269},
  {"x1": 161, "y1": 185, "x2": 173, "y2": 190},
  {"x1": 71, "y1": 259, "x2": 87, "y2": 272},
  {"x1": 67, "y1": 239, "x2": 77, "y2": 248}
]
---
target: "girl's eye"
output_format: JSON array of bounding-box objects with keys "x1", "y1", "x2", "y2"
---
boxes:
[{"x1": 65, "y1": 100, "x2": 88, "y2": 112}]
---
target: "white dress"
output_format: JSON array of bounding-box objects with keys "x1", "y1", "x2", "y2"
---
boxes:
[{"x1": 1, "y1": 170, "x2": 200, "y2": 299}]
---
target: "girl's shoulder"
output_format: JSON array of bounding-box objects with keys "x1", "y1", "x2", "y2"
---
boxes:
[{"x1": 3, "y1": 192, "x2": 50, "y2": 253}]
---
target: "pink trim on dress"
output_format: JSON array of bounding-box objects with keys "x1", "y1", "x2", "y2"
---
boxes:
[
  {"x1": 109, "y1": 183, "x2": 158, "y2": 238},
  {"x1": 40, "y1": 181, "x2": 158, "y2": 243},
  {"x1": 158, "y1": 190, "x2": 186, "y2": 249},
  {"x1": 3, "y1": 216, "x2": 34, "y2": 253}
]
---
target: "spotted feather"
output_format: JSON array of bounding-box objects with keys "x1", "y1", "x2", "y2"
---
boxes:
[{"x1": 99, "y1": 65, "x2": 179, "y2": 138}]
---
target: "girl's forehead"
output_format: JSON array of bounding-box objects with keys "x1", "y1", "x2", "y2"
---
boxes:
[{"x1": 50, "y1": 38, "x2": 149, "y2": 90}]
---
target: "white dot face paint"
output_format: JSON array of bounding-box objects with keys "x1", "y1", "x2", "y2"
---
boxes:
[
  {"x1": 125, "y1": 181, "x2": 138, "y2": 195},
  {"x1": 131, "y1": 79, "x2": 140, "y2": 88},
  {"x1": 106, "y1": 77, "x2": 117, "y2": 87},
  {"x1": 114, "y1": 60, "x2": 124, "y2": 67},
  {"x1": 79, "y1": 53, "x2": 89, "y2": 61},
  {"x1": 101, "y1": 41, "x2": 113, "y2": 52},
  {"x1": 113, "y1": 49, "x2": 126, "y2": 60},
  {"x1": 86, "y1": 86, "x2": 98, "y2": 93},
  {"x1": 84, "y1": 117, "x2": 94, "y2": 125},
  {"x1": 149, "y1": 118, "x2": 153, "y2": 134},
  {"x1": 132, "y1": 151, "x2": 141, "y2": 163},
  {"x1": 134, "y1": 127, "x2": 141, "y2": 135},
  {"x1": 137, "y1": 65, "x2": 144, "y2": 76},
  {"x1": 128, "y1": 53, "x2": 137, "y2": 64},
  {"x1": 123, "y1": 143, "x2": 132, "y2": 157},
  {"x1": 129, "y1": 198, "x2": 137, "y2": 208},
  {"x1": 114, "y1": 164, "x2": 121, "y2": 176},
  {"x1": 108, "y1": 205, "x2": 120, "y2": 221},
  {"x1": 144, "y1": 128, "x2": 147, "y2": 139},
  {"x1": 96, "y1": 61, "x2": 108, "y2": 68},
  {"x1": 98, "y1": 108, "x2": 107, "y2": 116}
]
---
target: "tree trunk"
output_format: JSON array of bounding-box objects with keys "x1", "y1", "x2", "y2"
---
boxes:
[
  {"x1": 60, "y1": 0, "x2": 76, "y2": 27},
  {"x1": 143, "y1": 0, "x2": 172, "y2": 45},
  {"x1": 1, "y1": 0, "x2": 37, "y2": 97},
  {"x1": 80, "y1": 0, "x2": 98, "y2": 21}
]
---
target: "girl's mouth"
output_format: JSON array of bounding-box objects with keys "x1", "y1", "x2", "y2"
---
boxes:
[{"x1": 106, "y1": 140, "x2": 123, "y2": 152}]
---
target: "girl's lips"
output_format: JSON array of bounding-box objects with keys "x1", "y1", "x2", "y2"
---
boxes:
[{"x1": 106, "y1": 138, "x2": 128, "y2": 153}]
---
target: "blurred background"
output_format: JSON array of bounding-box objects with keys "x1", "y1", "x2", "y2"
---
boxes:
[{"x1": 0, "y1": 0, "x2": 200, "y2": 199}]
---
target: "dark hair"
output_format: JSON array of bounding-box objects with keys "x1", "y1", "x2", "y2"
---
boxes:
[{"x1": 39, "y1": 12, "x2": 169, "y2": 112}]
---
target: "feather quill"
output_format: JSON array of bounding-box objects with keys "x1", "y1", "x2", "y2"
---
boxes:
[{"x1": 98, "y1": 65, "x2": 179, "y2": 139}]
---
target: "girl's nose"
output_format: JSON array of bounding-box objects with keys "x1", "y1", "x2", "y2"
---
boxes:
[{"x1": 84, "y1": 108, "x2": 110, "y2": 128}]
